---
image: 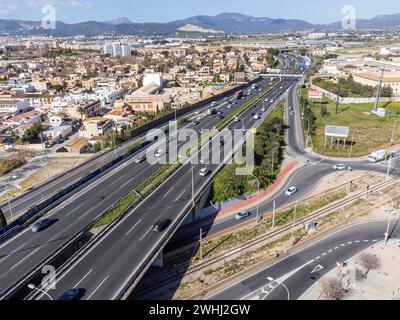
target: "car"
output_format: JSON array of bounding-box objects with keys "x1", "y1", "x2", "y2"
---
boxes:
[
  {"x1": 58, "y1": 288, "x2": 85, "y2": 300},
  {"x1": 253, "y1": 113, "x2": 260, "y2": 120},
  {"x1": 261, "y1": 107, "x2": 266, "y2": 112},
  {"x1": 235, "y1": 211, "x2": 250, "y2": 221},
  {"x1": 333, "y1": 164, "x2": 350, "y2": 171},
  {"x1": 219, "y1": 137, "x2": 225, "y2": 146},
  {"x1": 227, "y1": 105, "x2": 232, "y2": 109},
  {"x1": 216, "y1": 111, "x2": 223, "y2": 115},
  {"x1": 154, "y1": 149, "x2": 164, "y2": 157},
  {"x1": 234, "y1": 117, "x2": 241, "y2": 122},
  {"x1": 217, "y1": 115, "x2": 224, "y2": 120},
  {"x1": 191, "y1": 120, "x2": 200, "y2": 126},
  {"x1": 31, "y1": 218, "x2": 52, "y2": 233},
  {"x1": 242, "y1": 128, "x2": 247, "y2": 133},
  {"x1": 285, "y1": 186, "x2": 298, "y2": 196},
  {"x1": 152, "y1": 219, "x2": 172, "y2": 232},
  {"x1": 199, "y1": 168, "x2": 211, "y2": 177},
  {"x1": 195, "y1": 110, "x2": 200, "y2": 115},
  {"x1": 134, "y1": 155, "x2": 146, "y2": 163}
]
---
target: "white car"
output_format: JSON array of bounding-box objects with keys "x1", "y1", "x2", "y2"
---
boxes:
[
  {"x1": 285, "y1": 186, "x2": 298, "y2": 196},
  {"x1": 234, "y1": 117, "x2": 241, "y2": 122},
  {"x1": 333, "y1": 164, "x2": 351, "y2": 171},
  {"x1": 155, "y1": 149, "x2": 164, "y2": 157},
  {"x1": 199, "y1": 168, "x2": 211, "y2": 177},
  {"x1": 235, "y1": 211, "x2": 250, "y2": 221}
]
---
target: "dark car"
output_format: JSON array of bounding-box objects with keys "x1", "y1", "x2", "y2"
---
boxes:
[
  {"x1": 58, "y1": 288, "x2": 85, "y2": 300},
  {"x1": 152, "y1": 219, "x2": 172, "y2": 232},
  {"x1": 31, "y1": 219, "x2": 52, "y2": 233}
]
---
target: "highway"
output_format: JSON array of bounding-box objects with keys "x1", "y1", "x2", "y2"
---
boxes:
[
  {"x1": 0, "y1": 78, "x2": 257, "y2": 220},
  {"x1": 32, "y1": 60, "x2": 302, "y2": 300},
  {"x1": 207, "y1": 220, "x2": 400, "y2": 300},
  {"x1": 0, "y1": 71, "x2": 281, "y2": 297},
  {"x1": 165, "y1": 84, "x2": 399, "y2": 251}
]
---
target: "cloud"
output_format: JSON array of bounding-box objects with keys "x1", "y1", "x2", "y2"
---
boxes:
[{"x1": 0, "y1": 2, "x2": 18, "y2": 14}]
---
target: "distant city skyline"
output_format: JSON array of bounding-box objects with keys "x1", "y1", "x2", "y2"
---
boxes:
[{"x1": 1, "y1": 0, "x2": 400, "y2": 24}]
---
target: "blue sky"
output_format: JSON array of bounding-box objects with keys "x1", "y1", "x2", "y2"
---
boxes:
[{"x1": 1, "y1": 0, "x2": 400, "y2": 24}]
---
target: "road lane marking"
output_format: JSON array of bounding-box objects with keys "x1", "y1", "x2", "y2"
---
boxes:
[
  {"x1": 139, "y1": 227, "x2": 153, "y2": 242},
  {"x1": 328, "y1": 249, "x2": 333, "y2": 253},
  {"x1": 363, "y1": 240, "x2": 369, "y2": 242},
  {"x1": 340, "y1": 244, "x2": 345, "y2": 247},
  {"x1": 163, "y1": 187, "x2": 175, "y2": 199},
  {"x1": 126, "y1": 219, "x2": 143, "y2": 236},
  {"x1": 86, "y1": 275, "x2": 109, "y2": 300},
  {"x1": 355, "y1": 240, "x2": 360, "y2": 243},
  {"x1": 334, "y1": 246, "x2": 339, "y2": 250},
  {"x1": 175, "y1": 190, "x2": 186, "y2": 201},
  {"x1": 10, "y1": 247, "x2": 41, "y2": 270},
  {"x1": 74, "y1": 269, "x2": 92, "y2": 288},
  {"x1": 347, "y1": 242, "x2": 352, "y2": 244}
]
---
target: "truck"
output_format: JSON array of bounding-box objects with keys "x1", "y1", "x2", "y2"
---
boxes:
[
  {"x1": 367, "y1": 150, "x2": 395, "y2": 163},
  {"x1": 235, "y1": 90, "x2": 244, "y2": 100}
]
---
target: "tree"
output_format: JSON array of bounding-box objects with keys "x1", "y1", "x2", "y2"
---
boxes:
[
  {"x1": 320, "y1": 278, "x2": 346, "y2": 300},
  {"x1": 358, "y1": 253, "x2": 380, "y2": 277},
  {"x1": 0, "y1": 209, "x2": 7, "y2": 228},
  {"x1": 76, "y1": 107, "x2": 85, "y2": 120}
]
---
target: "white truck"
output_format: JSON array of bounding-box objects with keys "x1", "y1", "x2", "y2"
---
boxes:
[{"x1": 367, "y1": 150, "x2": 395, "y2": 163}]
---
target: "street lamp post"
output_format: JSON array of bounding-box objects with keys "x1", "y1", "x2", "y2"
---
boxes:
[
  {"x1": 6, "y1": 189, "x2": 14, "y2": 223},
  {"x1": 27, "y1": 284, "x2": 53, "y2": 300},
  {"x1": 250, "y1": 173, "x2": 261, "y2": 223},
  {"x1": 386, "y1": 157, "x2": 393, "y2": 181}
]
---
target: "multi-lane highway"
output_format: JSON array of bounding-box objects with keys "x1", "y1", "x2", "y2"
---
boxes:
[
  {"x1": 207, "y1": 220, "x2": 400, "y2": 300},
  {"x1": 31, "y1": 59, "x2": 302, "y2": 300},
  {"x1": 0, "y1": 56, "x2": 294, "y2": 299}
]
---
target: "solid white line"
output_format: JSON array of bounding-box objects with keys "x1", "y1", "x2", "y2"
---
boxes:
[
  {"x1": 125, "y1": 219, "x2": 142, "y2": 236},
  {"x1": 139, "y1": 227, "x2": 152, "y2": 242},
  {"x1": 86, "y1": 275, "x2": 109, "y2": 300},
  {"x1": 74, "y1": 269, "x2": 92, "y2": 288}
]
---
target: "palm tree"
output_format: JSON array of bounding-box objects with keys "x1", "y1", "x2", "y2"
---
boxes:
[{"x1": 76, "y1": 107, "x2": 85, "y2": 120}]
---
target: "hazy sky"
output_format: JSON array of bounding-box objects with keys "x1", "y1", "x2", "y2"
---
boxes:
[{"x1": 1, "y1": 0, "x2": 400, "y2": 24}]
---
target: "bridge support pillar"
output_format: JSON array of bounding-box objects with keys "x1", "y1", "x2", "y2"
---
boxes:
[{"x1": 152, "y1": 251, "x2": 164, "y2": 268}]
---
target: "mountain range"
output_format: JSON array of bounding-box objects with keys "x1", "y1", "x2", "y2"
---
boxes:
[{"x1": 1, "y1": 12, "x2": 400, "y2": 36}]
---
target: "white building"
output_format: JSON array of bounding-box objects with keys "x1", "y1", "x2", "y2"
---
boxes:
[
  {"x1": 143, "y1": 73, "x2": 164, "y2": 88},
  {"x1": 0, "y1": 99, "x2": 31, "y2": 114}
]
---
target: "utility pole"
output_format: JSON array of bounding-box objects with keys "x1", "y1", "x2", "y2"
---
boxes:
[
  {"x1": 199, "y1": 227, "x2": 203, "y2": 260},
  {"x1": 373, "y1": 67, "x2": 385, "y2": 113},
  {"x1": 272, "y1": 200, "x2": 276, "y2": 229},
  {"x1": 349, "y1": 130, "x2": 355, "y2": 158},
  {"x1": 390, "y1": 119, "x2": 397, "y2": 146}
]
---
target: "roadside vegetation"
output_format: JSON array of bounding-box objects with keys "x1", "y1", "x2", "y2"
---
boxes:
[
  {"x1": 299, "y1": 88, "x2": 400, "y2": 157},
  {"x1": 0, "y1": 158, "x2": 26, "y2": 177},
  {"x1": 313, "y1": 75, "x2": 393, "y2": 98},
  {"x1": 211, "y1": 101, "x2": 285, "y2": 203}
]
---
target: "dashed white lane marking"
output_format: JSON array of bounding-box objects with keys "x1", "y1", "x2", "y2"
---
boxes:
[
  {"x1": 334, "y1": 246, "x2": 339, "y2": 250},
  {"x1": 322, "y1": 253, "x2": 327, "y2": 256},
  {"x1": 340, "y1": 244, "x2": 345, "y2": 247},
  {"x1": 316, "y1": 256, "x2": 320, "y2": 260},
  {"x1": 347, "y1": 242, "x2": 352, "y2": 244},
  {"x1": 139, "y1": 227, "x2": 153, "y2": 242},
  {"x1": 87, "y1": 275, "x2": 109, "y2": 300},
  {"x1": 355, "y1": 240, "x2": 360, "y2": 243},
  {"x1": 175, "y1": 190, "x2": 186, "y2": 201},
  {"x1": 363, "y1": 240, "x2": 369, "y2": 242},
  {"x1": 125, "y1": 219, "x2": 142, "y2": 236},
  {"x1": 372, "y1": 239, "x2": 378, "y2": 242},
  {"x1": 74, "y1": 269, "x2": 92, "y2": 288},
  {"x1": 328, "y1": 249, "x2": 333, "y2": 253}
]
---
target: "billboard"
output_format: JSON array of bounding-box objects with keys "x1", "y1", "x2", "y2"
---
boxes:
[{"x1": 308, "y1": 90, "x2": 324, "y2": 99}]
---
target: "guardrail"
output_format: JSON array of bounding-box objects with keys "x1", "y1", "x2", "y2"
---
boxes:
[{"x1": 0, "y1": 78, "x2": 264, "y2": 241}]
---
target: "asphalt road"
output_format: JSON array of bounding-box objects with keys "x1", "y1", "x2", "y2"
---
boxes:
[
  {"x1": 0, "y1": 74, "x2": 280, "y2": 297},
  {"x1": 33, "y1": 61, "x2": 301, "y2": 300},
  {"x1": 206, "y1": 220, "x2": 400, "y2": 300},
  {"x1": 166, "y1": 84, "x2": 399, "y2": 251}
]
